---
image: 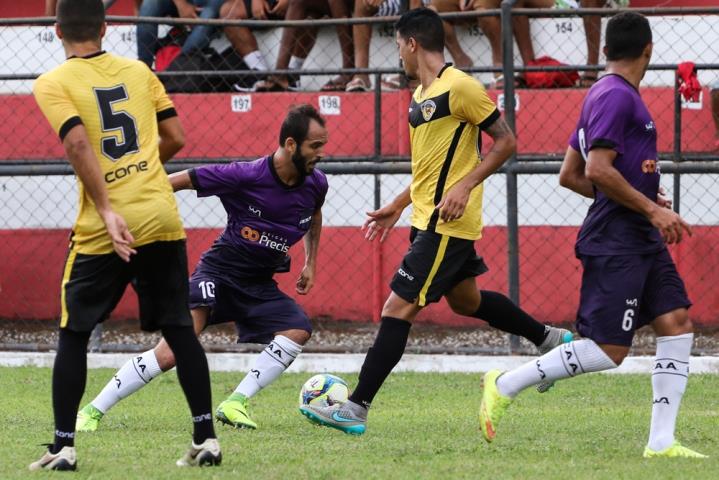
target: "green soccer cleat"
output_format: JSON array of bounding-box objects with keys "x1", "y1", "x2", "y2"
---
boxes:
[
  {"x1": 479, "y1": 369, "x2": 513, "y2": 443},
  {"x1": 75, "y1": 403, "x2": 104, "y2": 432},
  {"x1": 536, "y1": 328, "x2": 574, "y2": 393},
  {"x1": 643, "y1": 441, "x2": 708, "y2": 459},
  {"x1": 216, "y1": 393, "x2": 257, "y2": 430},
  {"x1": 299, "y1": 401, "x2": 367, "y2": 436}
]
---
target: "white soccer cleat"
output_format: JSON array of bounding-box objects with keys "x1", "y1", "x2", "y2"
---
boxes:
[
  {"x1": 176, "y1": 438, "x2": 222, "y2": 467},
  {"x1": 29, "y1": 446, "x2": 77, "y2": 471}
]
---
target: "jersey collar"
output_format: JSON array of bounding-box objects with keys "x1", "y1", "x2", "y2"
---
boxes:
[
  {"x1": 437, "y1": 63, "x2": 453, "y2": 78},
  {"x1": 67, "y1": 50, "x2": 107, "y2": 60},
  {"x1": 267, "y1": 155, "x2": 305, "y2": 190}
]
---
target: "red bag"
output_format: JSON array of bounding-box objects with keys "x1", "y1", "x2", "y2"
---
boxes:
[
  {"x1": 524, "y1": 56, "x2": 579, "y2": 88},
  {"x1": 155, "y1": 45, "x2": 182, "y2": 72},
  {"x1": 677, "y1": 61, "x2": 702, "y2": 102}
]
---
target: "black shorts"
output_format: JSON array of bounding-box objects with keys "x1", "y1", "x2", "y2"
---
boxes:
[
  {"x1": 60, "y1": 240, "x2": 193, "y2": 332},
  {"x1": 390, "y1": 227, "x2": 488, "y2": 307}
]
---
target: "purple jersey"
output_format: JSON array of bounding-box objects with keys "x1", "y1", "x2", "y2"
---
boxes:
[
  {"x1": 189, "y1": 156, "x2": 328, "y2": 280},
  {"x1": 569, "y1": 74, "x2": 663, "y2": 256}
]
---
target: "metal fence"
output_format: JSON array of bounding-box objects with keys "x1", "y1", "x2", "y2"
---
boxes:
[{"x1": 1, "y1": 5, "x2": 718, "y2": 352}]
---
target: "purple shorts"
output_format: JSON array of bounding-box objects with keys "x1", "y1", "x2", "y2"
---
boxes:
[
  {"x1": 576, "y1": 248, "x2": 691, "y2": 346},
  {"x1": 189, "y1": 270, "x2": 311, "y2": 344}
]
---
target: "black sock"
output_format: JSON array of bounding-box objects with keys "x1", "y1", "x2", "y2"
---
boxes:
[
  {"x1": 162, "y1": 326, "x2": 215, "y2": 444},
  {"x1": 348, "y1": 317, "x2": 412, "y2": 408},
  {"x1": 473, "y1": 290, "x2": 548, "y2": 346},
  {"x1": 52, "y1": 329, "x2": 91, "y2": 453}
]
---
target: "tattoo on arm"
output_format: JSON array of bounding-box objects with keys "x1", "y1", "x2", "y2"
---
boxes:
[{"x1": 484, "y1": 117, "x2": 513, "y2": 141}]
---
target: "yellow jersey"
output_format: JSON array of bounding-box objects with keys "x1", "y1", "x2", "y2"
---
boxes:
[
  {"x1": 33, "y1": 51, "x2": 185, "y2": 254},
  {"x1": 408, "y1": 64, "x2": 500, "y2": 240}
]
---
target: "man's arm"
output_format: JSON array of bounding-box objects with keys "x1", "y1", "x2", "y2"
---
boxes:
[
  {"x1": 435, "y1": 116, "x2": 516, "y2": 222},
  {"x1": 63, "y1": 125, "x2": 136, "y2": 261},
  {"x1": 559, "y1": 146, "x2": 594, "y2": 198},
  {"x1": 158, "y1": 116, "x2": 185, "y2": 164},
  {"x1": 586, "y1": 148, "x2": 691, "y2": 243},
  {"x1": 168, "y1": 169, "x2": 194, "y2": 191},
  {"x1": 297, "y1": 208, "x2": 323, "y2": 295},
  {"x1": 363, "y1": 185, "x2": 411, "y2": 242}
]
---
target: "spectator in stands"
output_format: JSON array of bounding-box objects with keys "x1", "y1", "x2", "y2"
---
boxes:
[
  {"x1": 219, "y1": 0, "x2": 289, "y2": 86},
  {"x1": 345, "y1": 0, "x2": 425, "y2": 92},
  {"x1": 136, "y1": 0, "x2": 226, "y2": 68},
  {"x1": 45, "y1": 0, "x2": 142, "y2": 15},
  {"x1": 254, "y1": 0, "x2": 355, "y2": 92},
  {"x1": 576, "y1": 0, "x2": 608, "y2": 87},
  {"x1": 430, "y1": 0, "x2": 553, "y2": 88}
]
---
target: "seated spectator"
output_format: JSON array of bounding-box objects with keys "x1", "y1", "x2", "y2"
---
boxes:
[
  {"x1": 45, "y1": 0, "x2": 142, "y2": 15},
  {"x1": 137, "y1": 0, "x2": 226, "y2": 68},
  {"x1": 431, "y1": 0, "x2": 554, "y2": 88},
  {"x1": 254, "y1": 0, "x2": 355, "y2": 92},
  {"x1": 220, "y1": 0, "x2": 289, "y2": 87},
  {"x1": 345, "y1": 0, "x2": 426, "y2": 92}
]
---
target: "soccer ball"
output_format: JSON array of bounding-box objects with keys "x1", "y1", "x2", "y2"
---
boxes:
[{"x1": 299, "y1": 373, "x2": 349, "y2": 408}]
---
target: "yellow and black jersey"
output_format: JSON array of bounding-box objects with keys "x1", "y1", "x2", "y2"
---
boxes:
[
  {"x1": 408, "y1": 64, "x2": 500, "y2": 240},
  {"x1": 33, "y1": 51, "x2": 185, "y2": 254}
]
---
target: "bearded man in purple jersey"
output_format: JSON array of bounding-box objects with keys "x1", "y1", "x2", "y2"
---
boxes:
[
  {"x1": 75, "y1": 104, "x2": 329, "y2": 432},
  {"x1": 479, "y1": 12, "x2": 707, "y2": 459}
]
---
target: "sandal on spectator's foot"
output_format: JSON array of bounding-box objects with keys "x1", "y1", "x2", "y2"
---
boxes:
[
  {"x1": 345, "y1": 77, "x2": 371, "y2": 92},
  {"x1": 321, "y1": 76, "x2": 350, "y2": 92},
  {"x1": 490, "y1": 74, "x2": 526, "y2": 90},
  {"x1": 381, "y1": 74, "x2": 402, "y2": 91},
  {"x1": 254, "y1": 77, "x2": 291, "y2": 92}
]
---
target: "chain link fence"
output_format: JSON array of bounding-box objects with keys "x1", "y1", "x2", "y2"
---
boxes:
[{"x1": 1, "y1": 6, "x2": 718, "y2": 353}]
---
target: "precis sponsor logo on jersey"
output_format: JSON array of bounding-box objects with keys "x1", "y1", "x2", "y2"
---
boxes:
[{"x1": 240, "y1": 225, "x2": 290, "y2": 252}]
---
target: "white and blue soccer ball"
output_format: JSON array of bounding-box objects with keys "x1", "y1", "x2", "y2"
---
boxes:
[{"x1": 299, "y1": 373, "x2": 349, "y2": 407}]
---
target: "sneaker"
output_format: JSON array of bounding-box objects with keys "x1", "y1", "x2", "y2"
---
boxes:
[
  {"x1": 479, "y1": 369, "x2": 513, "y2": 443},
  {"x1": 216, "y1": 393, "x2": 257, "y2": 430},
  {"x1": 299, "y1": 400, "x2": 367, "y2": 435},
  {"x1": 29, "y1": 446, "x2": 77, "y2": 471},
  {"x1": 176, "y1": 438, "x2": 222, "y2": 467},
  {"x1": 643, "y1": 441, "x2": 708, "y2": 459},
  {"x1": 75, "y1": 403, "x2": 104, "y2": 432},
  {"x1": 536, "y1": 327, "x2": 574, "y2": 393}
]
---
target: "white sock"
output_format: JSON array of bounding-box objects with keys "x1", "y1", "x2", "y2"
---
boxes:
[
  {"x1": 647, "y1": 333, "x2": 693, "y2": 451},
  {"x1": 234, "y1": 335, "x2": 302, "y2": 398},
  {"x1": 91, "y1": 350, "x2": 162, "y2": 413},
  {"x1": 243, "y1": 50, "x2": 268, "y2": 71},
  {"x1": 497, "y1": 339, "x2": 617, "y2": 398},
  {"x1": 289, "y1": 55, "x2": 305, "y2": 70}
]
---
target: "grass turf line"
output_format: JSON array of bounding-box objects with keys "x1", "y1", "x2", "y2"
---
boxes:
[{"x1": 3, "y1": 367, "x2": 717, "y2": 479}]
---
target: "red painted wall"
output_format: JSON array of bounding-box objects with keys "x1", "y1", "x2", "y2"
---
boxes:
[
  {"x1": 1, "y1": 88, "x2": 715, "y2": 161},
  {"x1": 1, "y1": 226, "x2": 718, "y2": 326}
]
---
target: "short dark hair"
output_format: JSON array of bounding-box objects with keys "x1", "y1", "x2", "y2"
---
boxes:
[
  {"x1": 605, "y1": 12, "x2": 652, "y2": 61},
  {"x1": 395, "y1": 8, "x2": 444, "y2": 54},
  {"x1": 278, "y1": 104, "x2": 326, "y2": 147},
  {"x1": 57, "y1": 0, "x2": 105, "y2": 43}
]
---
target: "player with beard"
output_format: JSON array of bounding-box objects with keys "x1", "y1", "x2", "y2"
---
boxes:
[{"x1": 76, "y1": 104, "x2": 329, "y2": 432}]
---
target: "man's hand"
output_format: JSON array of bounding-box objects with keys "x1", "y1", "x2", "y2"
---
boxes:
[
  {"x1": 100, "y1": 209, "x2": 137, "y2": 262},
  {"x1": 648, "y1": 205, "x2": 692, "y2": 244},
  {"x1": 363, "y1": 204, "x2": 403, "y2": 242},
  {"x1": 657, "y1": 186, "x2": 672, "y2": 209},
  {"x1": 252, "y1": 0, "x2": 270, "y2": 19},
  {"x1": 175, "y1": 0, "x2": 201, "y2": 19},
  {"x1": 296, "y1": 265, "x2": 315, "y2": 295},
  {"x1": 364, "y1": 0, "x2": 384, "y2": 9},
  {"x1": 435, "y1": 179, "x2": 472, "y2": 222},
  {"x1": 270, "y1": 0, "x2": 288, "y2": 16}
]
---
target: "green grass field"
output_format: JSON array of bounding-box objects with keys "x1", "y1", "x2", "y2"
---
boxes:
[{"x1": 3, "y1": 366, "x2": 717, "y2": 479}]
